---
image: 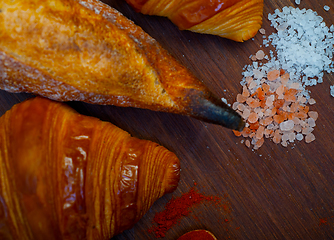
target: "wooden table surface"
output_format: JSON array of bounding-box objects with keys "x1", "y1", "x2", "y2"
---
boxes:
[{"x1": 1, "y1": 0, "x2": 334, "y2": 239}]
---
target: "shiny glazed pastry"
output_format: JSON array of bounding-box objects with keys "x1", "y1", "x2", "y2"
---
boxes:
[
  {"x1": 125, "y1": 0, "x2": 264, "y2": 42},
  {"x1": 0, "y1": 97, "x2": 180, "y2": 240},
  {"x1": 0, "y1": 0, "x2": 244, "y2": 131}
]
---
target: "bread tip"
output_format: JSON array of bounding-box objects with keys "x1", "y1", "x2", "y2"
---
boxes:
[{"x1": 187, "y1": 95, "x2": 246, "y2": 131}]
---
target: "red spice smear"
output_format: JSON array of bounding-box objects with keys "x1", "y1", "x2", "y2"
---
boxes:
[
  {"x1": 319, "y1": 216, "x2": 334, "y2": 226},
  {"x1": 148, "y1": 188, "x2": 223, "y2": 238},
  {"x1": 319, "y1": 218, "x2": 328, "y2": 226}
]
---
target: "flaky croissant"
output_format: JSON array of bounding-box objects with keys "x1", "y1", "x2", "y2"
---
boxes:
[
  {"x1": 0, "y1": 97, "x2": 180, "y2": 240},
  {"x1": 125, "y1": 0, "x2": 264, "y2": 42},
  {"x1": 0, "y1": 0, "x2": 244, "y2": 131}
]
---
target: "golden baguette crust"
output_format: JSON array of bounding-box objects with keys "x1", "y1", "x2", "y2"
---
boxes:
[{"x1": 0, "y1": 0, "x2": 244, "y2": 130}]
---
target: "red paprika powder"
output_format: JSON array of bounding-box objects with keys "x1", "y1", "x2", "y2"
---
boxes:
[{"x1": 148, "y1": 187, "x2": 226, "y2": 238}]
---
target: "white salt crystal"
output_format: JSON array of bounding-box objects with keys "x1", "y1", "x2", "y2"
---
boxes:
[
  {"x1": 266, "y1": 7, "x2": 334, "y2": 91},
  {"x1": 221, "y1": 97, "x2": 228, "y2": 104},
  {"x1": 324, "y1": 5, "x2": 330, "y2": 11},
  {"x1": 307, "y1": 118, "x2": 316, "y2": 128},
  {"x1": 302, "y1": 127, "x2": 314, "y2": 135},
  {"x1": 280, "y1": 120, "x2": 295, "y2": 131},
  {"x1": 330, "y1": 85, "x2": 334, "y2": 97},
  {"x1": 289, "y1": 133, "x2": 296, "y2": 142},
  {"x1": 253, "y1": 69, "x2": 264, "y2": 79},
  {"x1": 295, "y1": 0, "x2": 301, "y2": 4},
  {"x1": 296, "y1": 133, "x2": 304, "y2": 141},
  {"x1": 282, "y1": 134, "x2": 290, "y2": 142}
]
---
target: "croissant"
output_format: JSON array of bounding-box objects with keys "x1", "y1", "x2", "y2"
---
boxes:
[
  {"x1": 0, "y1": 97, "x2": 180, "y2": 240},
  {"x1": 125, "y1": 0, "x2": 264, "y2": 42},
  {"x1": 0, "y1": 0, "x2": 244, "y2": 131}
]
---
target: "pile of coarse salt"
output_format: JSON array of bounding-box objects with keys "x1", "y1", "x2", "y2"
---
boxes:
[
  {"x1": 231, "y1": 7, "x2": 334, "y2": 150},
  {"x1": 232, "y1": 67, "x2": 318, "y2": 149},
  {"x1": 264, "y1": 7, "x2": 334, "y2": 87}
]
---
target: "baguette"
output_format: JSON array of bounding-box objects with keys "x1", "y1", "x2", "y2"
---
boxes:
[{"x1": 0, "y1": 0, "x2": 244, "y2": 130}]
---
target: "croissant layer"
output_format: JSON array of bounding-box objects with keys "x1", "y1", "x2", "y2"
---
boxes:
[
  {"x1": 0, "y1": 97, "x2": 180, "y2": 240},
  {"x1": 0, "y1": 0, "x2": 244, "y2": 131},
  {"x1": 125, "y1": 0, "x2": 264, "y2": 42}
]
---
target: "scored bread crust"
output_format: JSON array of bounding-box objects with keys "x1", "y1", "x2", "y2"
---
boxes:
[{"x1": 0, "y1": 0, "x2": 244, "y2": 130}]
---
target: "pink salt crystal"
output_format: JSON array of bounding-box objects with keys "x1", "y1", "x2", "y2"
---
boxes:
[
  {"x1": 273, "y1": 130, "x2": 282, "y2": 143},
  {"x1": 259, "y1": 28, "x2": 266, "y2": 34},
  {"x1": 245, "y1": 139, "x2": 251, "y2": 148},
  {"x1": 281, "y1": 140, "x2": 288, "y2": 147},
  {"x1": 308, "y1": 111, "x2": 318, "y2": 121},
  {"x1": 246, "y1": 97, "x2": 261, "y2": 108},
  {"x1": 255, "y1": 50, "x2": 265, "y2": 60},
  {"x1": 263, "y1": 116, "x2": 273, "y2": 126},
  {"x1": 242, "y1": 130, "x2": 251, "y2": 138},
  {"x1": 246, "y1": 76, "x2": 253, "y2": 84},
  {"x1": 248, "y1": 112, "x2": 259, "y2": 123},
  {"x1": 280, "y1": 73, "x2": 290, "y2": 85},
  {"x1": 290, "y1": 102, "x2": 299, "y2": 112},
  {"x1": 296, "y1": 111, "x2": 308, "y2": 120},
  {"x1": 308, "y1": 98, "x2": 316, "y2": 105},
  {"x1": 300, "y1": 120, "x2": 307, "y2": 127},
  {"x1": 251, "y1": 55, "x2": 258, "y2": 61},
  {"x1": 265, "y1": 95, "x2": 275, "y2": 107},
  {"x1": 264, "y1": 108, "x2": 272, "y2": 116},
  {"x1": 297, "y1": 96, "x2": 307, "y2": 104},
  {"x1": 237, "y1": 104, "x2": 245, "y2": 112},
  {"x1": 237, "y1": 94, "x2": 247, "y2": 103},
  {"x1": 232, "y1": 102, "x2": 239, "y2": 110},
  {"x1": 249, "y1": 81, "x2": 258, "y2": 90},
  {"x1": 264, "y1": 128, "x2": 272, "y2": 137},
  {"x1": 243, "y1": 108, "x2": 251, "y2": 119},
  {"x1": 275, "y1": 85, "x2": 285, "y2": 96},
  {"x1": 292, "y1": 116, "x2": 301, "y2": 124},
  {"x1": 256, "y1": 126, "x2": 265, "y2": 139},
  {"x1": 307, "y1": 118, "x2": 316, "y2": 128},
  {"x1": 280, "y1": 120, "x2": 295, "y2": 131},
  {"x1": 302, "y1": 127, "x2": 314, "y2": 135},
  {"x1": 249, "y1": 132, "x2": 256, "y2": 138},
  {"x1": 294, "y1": 124, "x2": 302, "y2": 132},
  {"x1": 290, "y1": 82, "x2": 300, "y2": 89},
  {"x1": 267, "y1": 70, "x2": 280, "y2": 81},
  {"x1": 255, "y1": 137, "x2": 265, "y2": 149},
  {"x1": 242, "y1": 85, "x2": 250, "y2": 97},
  {"x1": 305, "y1": 133, "x2": 316, "y2": 143},
  {"x1": 281, "y1": 133, "x2": 290, "y2": 142}
]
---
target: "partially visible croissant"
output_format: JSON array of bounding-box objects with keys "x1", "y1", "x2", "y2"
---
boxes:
[
  {"x1": 125, "y1": 0, "x2": 264, "y2": 42},
  {"x1": 0, "y1": 97, "x2": 180, "y2": 240},
  {"x1": 0, "y1": 0, "x2": 244, "y2": 131}
]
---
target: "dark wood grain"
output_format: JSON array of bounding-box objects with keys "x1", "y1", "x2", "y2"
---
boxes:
[{"x1": 1, "y1": 0, "x2": 334, "y2": 239}]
